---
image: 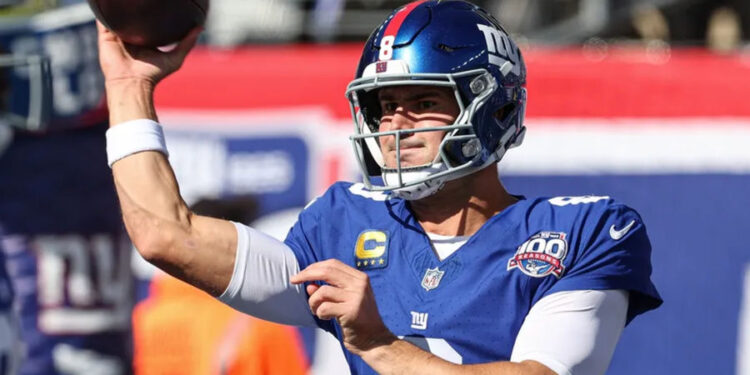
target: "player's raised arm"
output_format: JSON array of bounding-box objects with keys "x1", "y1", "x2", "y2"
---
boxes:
[
  {"x1": 97, "y1": 22, "x2": 235, "y2": 296},
  {"x1": 97, "y1": 21, "x2": 314, "y2": 328}
]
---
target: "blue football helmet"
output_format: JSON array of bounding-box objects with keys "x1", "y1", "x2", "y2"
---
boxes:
[
  {"x1": 0, "y1": 0, "x2": 105, "y2": 133},
  {"x1": 346, "y1": 0, "x2": 527, "y2": 200}
]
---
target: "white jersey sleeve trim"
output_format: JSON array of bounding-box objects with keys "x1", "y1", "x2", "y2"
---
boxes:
[
  {"x1": 510, "y1": 289, "x2": 629, "y2": 375},
  {"x1": 218, "y1": 222, "x2": 316, "y2": 327}
]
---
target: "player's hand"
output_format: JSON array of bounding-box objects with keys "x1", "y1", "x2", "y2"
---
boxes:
[
  {"x1": 291, "y1": 259, "x2": 396, "y2": 355},
  {"x1": 97, "y1": 21, "x2": 201, "y2": 87}
]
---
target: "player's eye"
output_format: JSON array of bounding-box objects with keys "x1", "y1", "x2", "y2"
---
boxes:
[
  {"x1": 418, "y1": 100, "x2": 437, "y2": 110},
  {"x1": 381, "y1": 102, "x2": 398, "y2": 114}
]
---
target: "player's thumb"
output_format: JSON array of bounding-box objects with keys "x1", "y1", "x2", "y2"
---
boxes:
[{"x1": 170, "y1": 26, "x2": 203, "y2": 67}]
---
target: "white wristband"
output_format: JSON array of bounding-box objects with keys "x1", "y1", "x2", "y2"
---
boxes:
[{"x1": 105, "y1": 119, "x2": 169, "y2": 167}]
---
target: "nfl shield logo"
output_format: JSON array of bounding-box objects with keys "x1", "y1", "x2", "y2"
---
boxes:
[
  {"x1": 421, "y1": 267, "x2": 445, "y2": 291},
  {"x1": 376, "y1": 61, "x2": 388, "y2": 73}
]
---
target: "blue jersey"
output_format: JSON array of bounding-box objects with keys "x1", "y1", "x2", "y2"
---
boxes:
[
  {"x1": 0, "y1": 123, "x2": 133, "y2": 375},
  {"x1": 285, "y1": 182, "x2": 662, "y2": 374}
]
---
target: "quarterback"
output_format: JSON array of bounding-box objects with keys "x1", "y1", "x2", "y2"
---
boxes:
[{"x1": 98, "y1": 1, "x2": 662, "y2": 374}]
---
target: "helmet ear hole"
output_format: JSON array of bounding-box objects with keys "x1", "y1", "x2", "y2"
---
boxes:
[
  {"x1": 494, "y1": 102, "x2": 517, "y2": 127},
  {"x1": 355, "y1": 89, "x2": 383, "y2": 133}
]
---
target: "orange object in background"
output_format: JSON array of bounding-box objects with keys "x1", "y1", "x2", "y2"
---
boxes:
[{"x1": 133, "y1": 273, "x2": 309, "y2": 375}]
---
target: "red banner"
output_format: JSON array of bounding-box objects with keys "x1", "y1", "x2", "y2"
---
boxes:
[{"x1": 155, "y1": 44, "x2": 750, "y2": 120}]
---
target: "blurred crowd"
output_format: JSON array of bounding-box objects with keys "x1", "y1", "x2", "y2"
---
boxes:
[
  {"x1": 201, "y1": 0, "x2": 750, "y2": 53},
  {"x1": 3, "y1": 0, "x2": 748, "y2": 51}
]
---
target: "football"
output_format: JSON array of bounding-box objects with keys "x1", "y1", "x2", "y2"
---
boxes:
[{"x1": 87, "y1": 0, "x2": 208, "y2": 47}]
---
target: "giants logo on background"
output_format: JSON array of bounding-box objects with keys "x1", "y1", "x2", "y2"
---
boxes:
[
  {"x1": 477, "y1": 24, "x2": 520, "y2": 76},
  {"x1": 508, "y1": 231, "x2": 568, "y2": 278}
]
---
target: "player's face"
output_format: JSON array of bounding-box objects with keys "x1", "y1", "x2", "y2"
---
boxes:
[{"x1": 377, "y1": 85, "x2": 459, "y2": 168}]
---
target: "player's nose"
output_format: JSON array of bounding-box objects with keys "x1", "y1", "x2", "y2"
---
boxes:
[{"x1": 390, "y1": 109, "x2": 414, "y2": 130}]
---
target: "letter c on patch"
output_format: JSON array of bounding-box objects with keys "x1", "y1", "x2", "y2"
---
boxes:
[{"x1": 355, "y1": 231, "x2": 387, "y2": 259}]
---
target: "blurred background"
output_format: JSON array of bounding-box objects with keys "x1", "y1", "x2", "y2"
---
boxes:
[{"x1": 1, "y1": 0, "x2": 750, "y2": 374}]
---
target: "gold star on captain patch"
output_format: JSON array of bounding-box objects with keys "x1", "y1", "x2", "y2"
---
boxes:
[
  {"x1": 357, "y1": 262, "x2": 362, "y2": 267},
  {"x1": 379, "y1": 259, "x2": 384, "y2": 265}
]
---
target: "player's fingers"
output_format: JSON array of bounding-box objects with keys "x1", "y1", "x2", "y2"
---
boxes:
[
  {"x1": 306, "y1": 283, "x2": 320, "y2": 296},
  {"x1": 171, "y1": 26, "x2": 202, "y2": 62},
  {"x1": 96, "y1": 20, "x2": 133, "y2": 68},
  {"x1": 292, "y1": 262, "x2": 354, "y2": 287},
  {"x1": 291, "y1": 259, "x2": 364, "y2": 287},
  {"x1": 96, "y1": 20, "x2": 119, "y2": 43},
  {"x1": 308, "y1": 285, "x2": 348, "y2": 308},
  {"x1": 315, "y1": 301, "x2": 345, "y2": 321},
  {"x1": 314, "y1": 259, "x2": 371, "y2": 291},
  {"x1": 319, "y1": 258, "x2": 365, "y2": 279},
  {"x1": 308, "y1": 286, "x2": 352, "y2": 319},
  {"x1": 96, "y1": 20, "x2": 108, "y2": 34}
]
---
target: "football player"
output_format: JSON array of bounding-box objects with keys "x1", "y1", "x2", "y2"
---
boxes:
[
  {"x1": 98, "y1": 1, "x2": 662, "y2": 374},
  {"x1": 0, "y1": 1, "x2": 134, "y2": 374}
]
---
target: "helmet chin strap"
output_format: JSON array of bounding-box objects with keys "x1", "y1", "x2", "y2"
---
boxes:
[{"x1": 382, "y1": 162, "x2": 448, "y2": 200}]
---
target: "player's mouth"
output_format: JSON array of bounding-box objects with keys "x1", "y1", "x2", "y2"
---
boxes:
[
  {"x1": 383, "y1": 142, "x2": 432, "y2": 167},
  {"x1": 386, "y1": 140, "x2": 424, "y2": 152}
]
